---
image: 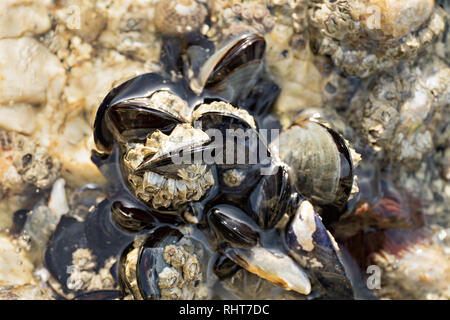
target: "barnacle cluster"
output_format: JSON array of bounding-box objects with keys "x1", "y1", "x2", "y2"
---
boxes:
[
  {"x1": 308, "y1": 0, "x2": 446, "y2": 78},
  {"x1": 348, "y1": 54, "x2": 450, "y2": 170},
  {"x1": 0, "y1": 131, "x2": 60, "y2": 197},
  {"x1": 209, "y1": 0, "x2": 277, "y2": 36},
  {"x1": 66, "y1": 249, "x2": 116, "y2": 293}
]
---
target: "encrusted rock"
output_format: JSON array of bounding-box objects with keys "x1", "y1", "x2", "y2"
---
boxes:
[
  {"x1": 0, "y1": 131, "x2": 61, "y2": 198},
  {"x1": 372, "y1": 227, "x2": 450, "y2": 300},
  {"x1": 308, "y1": 0, "x2": 446, "y2": 77},
  {"x1": 348, "y1": 54, "x2": 450, "y2": 169}
]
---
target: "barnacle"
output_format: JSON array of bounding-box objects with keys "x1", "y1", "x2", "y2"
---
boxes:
[
  {"x1": 348, "y1": 54, "x2": 450, "y2": 169},
  {"x1": 0, "y1": 131, "x2": 61, "y2": 198},
  {"x1": 154, "y1": 0, "x2": 208, "y2": 37},
  {"x1": 308, "y1": 0, "x2": 446, "y2": 77}
]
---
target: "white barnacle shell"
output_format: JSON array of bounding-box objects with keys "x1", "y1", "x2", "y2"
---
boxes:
[
  {"x1": 308, "y1": 0, "x2": 444, "y2": 77},
  {"x1": 158, "y1": 267, "x2": 181, "y2": 289},
  {"x1": 154, "y1": 0, "x2": 207, "y2": 37},
  {"x1": 126, "y1": 90, "x2": 192, "y2": 123},
  {"x1": 290, "y1": 201, "x2": 317, "y2": 252},
  {"x1": 123, "y1": 123, "x2": 215, "y2": 209},
  {"x1": 192, "y1": 101, "x2": 257, "y2": 129}
]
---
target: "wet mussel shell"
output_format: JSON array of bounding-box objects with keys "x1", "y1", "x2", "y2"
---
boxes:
[
  {"x1": 44, "y1": 199, "x2": 135, "y2": 294},
  {"x1": 193, "y1": 106, "x2": 278, "y2": 210},
  {"x1": 84, "y1": 199, "x2": 135, "y2": 257},
  {"x1": 93, "y1": 73, "x2": 198, "y2": 154},
  {"x1": 136, "y1": 227, "x2": 182, "y2": 300},
  {"x1": 192, "y1": 32, "x2": 266, "y2": 104},
  {"x1": 110, "y1": 200, "x2": 158, "y2": 233},
  {"x1": 248, "y1": 165, "x2": 294, "y2": 230},
  {"x1": 236, "y1": 80, "x2": 281, "y2": 118},
  {"x1": 44, "y1": 216, "x2": 88, "y2": 293},
  {"x1": 118, "y1": 226, "x2": 210, "y2": 300},
  {"x1": 284, "y1": 201, "x2": 354, "y2": 299},
  {"x1": 207, "y1": 204, "x2": 260, "y2": 249}
]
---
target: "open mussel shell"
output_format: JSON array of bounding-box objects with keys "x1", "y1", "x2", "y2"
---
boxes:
[
  {"x1": 93, "y1": 73, "x2": 198, "y2": 153},
  {"x1": 284, "y1": 200, "x2": 354, "y2": 299},
  {"x1": 273, "y1": 118, "x2": 353, "y2": 215},
  {"x1": 190, "y1": 32, "x2": 266, "y2": 103},
  {"x1": 119, "y1": 226, "x2": 211, "y2": 300}
]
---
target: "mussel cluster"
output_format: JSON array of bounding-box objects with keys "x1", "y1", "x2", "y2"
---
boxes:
[{"x1": 43, "y1": 32, "x2": 356, "y2": 299}]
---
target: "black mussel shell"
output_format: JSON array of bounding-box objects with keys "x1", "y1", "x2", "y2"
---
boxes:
[
  {"x1": 111, "y1": 200, "x2": 157, "y2": 233},
  {"x1": 45, "y1": 200, "x2": 134, "y2": 295},
  {"x1": 84, "y1": 199, "x2": 135, "y2": 260},
  {"x1": 106, "y1": 103, "x2": 181, "y2": 145},
  {"x1": 117, "y1": 239, "x2": 140, "y2": 299},
  {"x1": 284, "y1": 201, "x2": 354, "y2": 299},
  {"x1": 212, "y1": 254, "x2": 242, "y2": 279},
  {"x1": 193, "y1": 105, "x2": 256, "y2": 133},
  {"x1": 45, "y1": 216, "x2": 89, "y2": 292},
  {"x1": 237, "y1": 78, "x2": 281, "y2": 118},
  {"x1": 207, "y1": 33, "x2": 265, "y2": 86},
  {"x1": 93, "y1": 73, "x2": 197, "y2": 153},
  {"x1": 321, "y1": 127, "x2": 354, "y2": 219},
  {"x1": 119, "y1": 226, "x2": 211, "y2": 300},
  {"x1": 194, "y1": 108, "x2": 275, "y2": 202},
  {"x1": 248, "y1": 165, "x2": 294, "y2": 230},
  {"x1": 119, "y1": 227, "x2": 184, "y2": 300},
  {"x1": 207, "y1": 204, "x2": 260, "y2": 249},
  {"x1": 194, "y1": 33, "x2": 266, "y2": 103},
  {"x1": 137, "y1": 227, "x2": 184, "y2": 300}
]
